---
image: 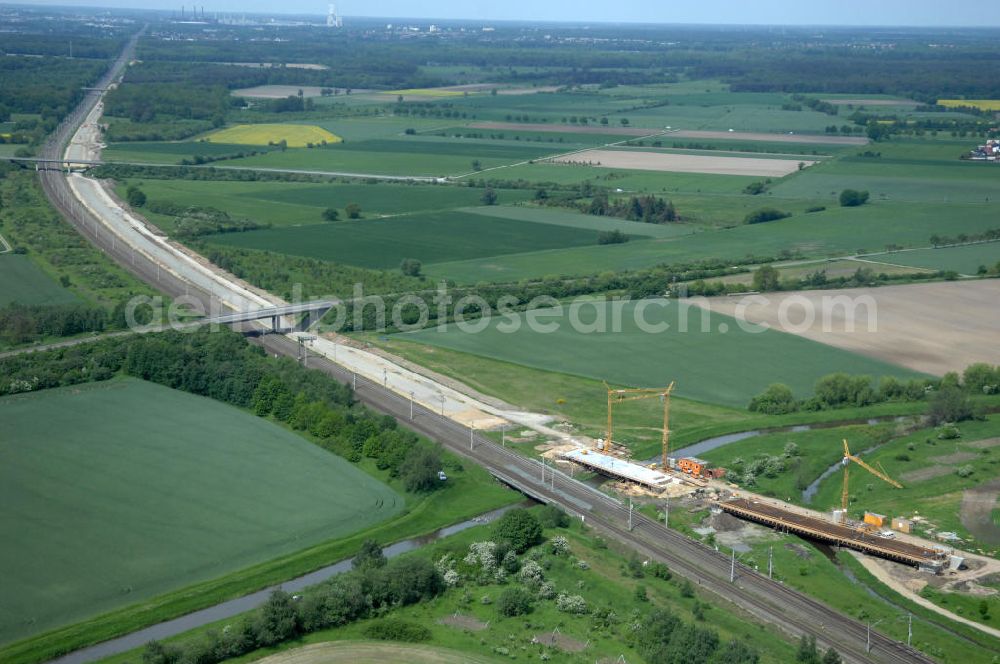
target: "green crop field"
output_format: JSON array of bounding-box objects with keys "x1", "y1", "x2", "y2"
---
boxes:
[
  {"x1": 770, "y1": 140, "x2": 1000, "y2": 203},
  {"x1": 868, "y1": 243, "x2": 1000, "y2": 275},
  {"x1": 306, "y1": 117, "x2": 455, "y2": 141},
  {"x1": 0, "y1": 379, "x2": 402, "y2": 644},
  {"x1": 425, "y1": 200, "x2": 1000, "y2": 283},
  {"x1": 403, "y1": 299, "x2": 923, "y2": 408},
  {"x1": 220, "y1": 147, "x2": 495, "y2": 176},
  {"x1": 106, "y1": 134, "x2": 559, "y2": 175},
  {"x1": 207, "y1": 209, "x2": 623, "y2": 269},
  {"x1": 120, "y1": 180, "x2": 535, "y2": 230},
  {"x1": 330, "y1": 137, "x2": 558, "y2": 160},
  {"x1": 463, "y1": 205, "x2": 693, "y2": 238},
  {"x1": 0, "y1": 255, "x2": 79, "y2": 307},
  {"x1": 103, "y1": 141, "x2": 277, "y2": 164},
  {"x1": 435, "y1": 124, "x2": 629, "y2": 146},
  {"x1": 492, "y1": 161, "x2": 758, "y2": 191}
]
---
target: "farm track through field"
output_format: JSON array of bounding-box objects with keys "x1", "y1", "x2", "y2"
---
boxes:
[
  {"x1": 451, "y1": 129, "x2": 668, "y2": 179},
  {"x1": 27, "y1": 32, "x2": 960, "y2": 664}
]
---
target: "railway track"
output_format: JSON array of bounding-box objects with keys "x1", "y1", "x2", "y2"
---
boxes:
[
  {"x1": 283, "y1": 349, "x2": 934, "y2": 664},
  {"x1": 32, "y1": 30, "x2": 942, "y2": 664}
]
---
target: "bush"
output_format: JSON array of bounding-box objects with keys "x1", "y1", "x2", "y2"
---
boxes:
[
  {"x1": 597, "y1": 229, "x2": 629, "y2": 245},
  {"x1": 364, "y1": 618, "x2": 431, "y2": 642},
  {"x1": 550, "y1": 535, "x2": 570, "y2": 555},
  {"x1": 963, "y1": 363, "x2": 1000, "y2": 393},
  {"x1": 492, "y1": 509, "x2": 543, "y2": 553},
  {"x1": 400, "y1": 257, "x2": 422, "y2": 277},
  {"x1": 400, "y1": 444, "x2": 444, "y2": 492},
  {"x1": 352, "y1": 539, "x2": 386, "y2": 572},
  {"x1": 937, "y1": 425, "x2": 961, "y2": 439},
  {"x1": 928, "y1": 387, "x2": 976, "y2": 425},
  {"x1": 805, "y1": 205, "x2": 826, "y2": 213},
  {"x1": 345, "y1": 202, "x2": 362, "y2": 219},
  {"x1": 537, "y1": 504, "x2": 570, "y2": 528},
  {"x1": 650, "y1": 562, "x2": 672, "y2": 580},
  {"x1": 751, "y1": 264, "x2": 780, "y2": 291},
  {"x1": 813, "y1": 373, "x2": 876, "y2": 408},
  {"x1": 322, "y1": 207, "x2": 339, "y2": 221},
  {"x1": 497, "y1": 586, "x2": 534, "y2": 616},
  {"x1": 367, "y1": 556, "x2": 444, "y2": 606},
  {"x1": 748, "y1": 383, "x2": 798, "y2": 414},
  {"x1": 252, "y1": 590, "x2": 299, "y2": 647},
  {"x1": 555, "y1": 592, "x2": 588, "y2": 614},
  {"x1": 126, "y1": 185, "x2": 147, "y2": 208},
  {"x1": 744, "y1": 208, "x2": 790, "y2": 224},
  {"x1": 839, "y1": 189, "x2": 870, "y2": 207}
]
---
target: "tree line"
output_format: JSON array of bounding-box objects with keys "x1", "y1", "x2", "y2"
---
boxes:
[
  {"x1": 0, "y1": 56, "x2": 107, "y2": 132},
  {"x1": 749, "y1": 363, "x2": 1000, "y2": 422},
  {"x1": 0, "y1": 302, "x2": 129, "y2": 347}
]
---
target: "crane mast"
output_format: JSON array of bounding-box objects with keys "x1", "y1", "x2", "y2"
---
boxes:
[
  {"x1": 603, "y1": 381, "x2": 675, "y2": 469},
  {"x1": 840, "y1": 438, "x2": 903, "y2": 511}
]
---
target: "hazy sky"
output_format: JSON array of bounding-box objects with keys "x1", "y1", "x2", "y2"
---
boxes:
[{"x1": 18, "y1": 0, "x2": 1000, "y2": 26}]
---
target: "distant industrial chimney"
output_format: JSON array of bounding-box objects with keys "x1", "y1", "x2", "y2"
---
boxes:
[{"x1": 327, "y1": 3, "x2": 343, "y2": 28}]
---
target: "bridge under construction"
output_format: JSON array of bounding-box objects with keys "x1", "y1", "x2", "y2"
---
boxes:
[{"x1": 719, "y1": 498, "x2": 948, "y2": 572}]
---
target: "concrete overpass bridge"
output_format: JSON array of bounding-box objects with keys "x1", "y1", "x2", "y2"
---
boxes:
[{"x1": 201, "y1": 300, "x2": 339, "y2": 333}]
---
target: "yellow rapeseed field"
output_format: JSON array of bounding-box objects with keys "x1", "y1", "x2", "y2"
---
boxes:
[
  {"x1": 937, "y1": 99, "x2": 1000, "y2": 111},
  {"x1": 204, "y1": 123, "x2": 342, "y2": 148}
]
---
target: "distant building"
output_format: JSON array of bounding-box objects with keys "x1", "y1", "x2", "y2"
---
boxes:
[
  {"x1": 327, "y1": 3, "x2": 343, "y2": 28},
  {"x1": 968, "y1": 138, "x2": 999, "y2": 161}
]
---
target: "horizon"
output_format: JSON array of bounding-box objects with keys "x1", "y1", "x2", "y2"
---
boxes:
[{"x1": 11, "y1": 0, "x2": 1000, "y2": 28}]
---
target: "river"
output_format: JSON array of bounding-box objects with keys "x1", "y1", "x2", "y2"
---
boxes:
[{"x1": 48, "y1": 502, "x2": 527, "y2": 664}]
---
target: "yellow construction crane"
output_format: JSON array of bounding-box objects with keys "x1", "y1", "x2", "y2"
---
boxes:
[
  {"x1": 840, "y1": 438, "x2": 902, "y2": 511},
  {"x1": 604, "y1": 381, "x2": 675, "y2": 469}
]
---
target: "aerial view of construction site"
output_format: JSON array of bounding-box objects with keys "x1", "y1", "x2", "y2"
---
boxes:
[{"x1": 2, "y1": 2, "x2": 1000, "y2": 664}]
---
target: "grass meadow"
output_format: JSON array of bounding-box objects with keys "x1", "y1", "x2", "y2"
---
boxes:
[
  {"x1": 0, "y1": 379, "x2": 402, "y2": 645},
  {"x1": 0, "y1": 255, "x2": 79, "y2": 307},
  {"x1": 96, "y1": 516, "x2": 803, "y2": 664},
  {"x1": 809, "y1": 416, "x2": 1000, "y2": 548},
  {"x1": 870, "y1": 243, "x2": 1000, "y2": 275},
  {"x1": 698, "y1": 415, "x2": 1000, "y2": 553},
  {"x1": 425, "y1": 200, "x2": 1000, "y2": 282},
  {"x1": 362, "y1": 334, "x2": 930, "y2": 459},
  {"x1": 120, "y1": 180, "x2": 536, "y2": 229},
  {"x1": 206, "y1": 208, "x2": 615, "y2": 269},
  {"x1": 402, "y1": 299, "x2": 924, "y2": 409},
  {"x1": 102, "y1": 140, "x2": 279, "y2": 165}
]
